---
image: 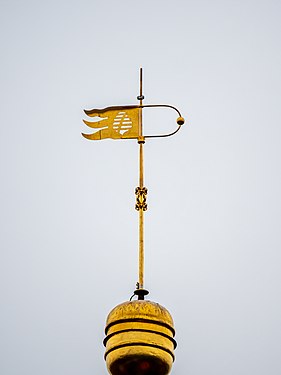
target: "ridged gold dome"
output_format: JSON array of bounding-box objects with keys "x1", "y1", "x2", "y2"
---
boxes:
[{"x1": 104, "y1": 300, "x2": 176, "y2": 375}]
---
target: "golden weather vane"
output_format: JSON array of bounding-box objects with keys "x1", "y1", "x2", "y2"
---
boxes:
[
  {"x1": 82, "y1": 67, "x2": 185, "y2": 299},
  {"x1": 82, "y1": 68, "x2": 185, "y2": 375}
]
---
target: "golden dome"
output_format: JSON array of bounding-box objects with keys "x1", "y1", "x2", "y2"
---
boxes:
[{"x1": 104, "y1": 300, "x2": 176, "y2": 375}]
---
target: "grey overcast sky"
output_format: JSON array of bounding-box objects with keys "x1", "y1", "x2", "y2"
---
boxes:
[{"x1": 1, "y1": 0, "x2": 281, "y2": 374}]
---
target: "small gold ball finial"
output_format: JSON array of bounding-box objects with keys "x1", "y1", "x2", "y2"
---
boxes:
[{"x1": 177, "y1": 116, "x2": 185, "y2": 126}]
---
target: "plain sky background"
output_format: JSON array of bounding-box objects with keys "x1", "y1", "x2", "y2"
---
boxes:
[{"x1": 1, "y1": 1, "x2": 281, "y2": 374}]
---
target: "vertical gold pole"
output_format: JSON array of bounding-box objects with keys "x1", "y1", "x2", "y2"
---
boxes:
[
  {"x1": 139, "y1": 147, "x2": 144, "y2": 289},
  {"x1": 135, "y1": 67, "x2": 148, "y2": 299},
  {"x1": 139, "y1": 67, "x2": 144, "y2": 289}
]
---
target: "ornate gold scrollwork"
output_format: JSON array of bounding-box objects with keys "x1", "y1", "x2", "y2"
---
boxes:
[{"x1": 135, "y1": 187, "x2": 148, "y2": 211}]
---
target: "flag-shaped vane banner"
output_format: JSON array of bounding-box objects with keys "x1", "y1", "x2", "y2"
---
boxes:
[{"x1": 82, "y1": 105, "x2": 140, "y2": 140}]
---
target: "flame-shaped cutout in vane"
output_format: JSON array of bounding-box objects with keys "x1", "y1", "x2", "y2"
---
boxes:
[{"x1": 82, "y1": 106, "x2": 140, "y2": 140}]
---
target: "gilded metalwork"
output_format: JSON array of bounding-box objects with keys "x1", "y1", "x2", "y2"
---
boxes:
[
  {"x1": 104, "y1": 300, "x2": 176, "y2": 375},
  {"x1": 135, "y1": 187, "x2": 148, "y2": 211},
  {"x1": 82, "y1": 106, "x2": 140, "y2": 140},
  {"x1": 82, "y1": 104, "x2": 185, "y2": 140},
  {"x1": 81, "y1": 68, "x2": 185, "y2": 296},
  {"x1": 177, "y1": 116, "x2": 185, "y2": 125},
  {"x1": 137, "y1": 71, "x2": 146, "y2": 292},
  {"x1": 82, "y1": 68, "x2": 185, "y2": 374}
]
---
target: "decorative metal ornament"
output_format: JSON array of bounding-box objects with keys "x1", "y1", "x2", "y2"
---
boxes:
[
  {"x1": 82, "y1": 104, "x2": 184, "y2": 140},
  {"x1": 82, "y1": 68, "x2": 185, "y2": 375},
  {"x1": 135, "y1": 187, "x2": 148, "y2": 211},
  {"x1": 82, "y1": 106, "x2": 140, "y2": 140}
]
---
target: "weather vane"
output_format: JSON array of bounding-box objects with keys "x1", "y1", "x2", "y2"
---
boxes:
[{"x1": 82, "y1": 68, "x2": 185, "y2": 375}]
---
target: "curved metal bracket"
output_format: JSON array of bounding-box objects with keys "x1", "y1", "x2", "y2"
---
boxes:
[{"x1": 141, "y1": 104, "x2": 184, "y2": 139}]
